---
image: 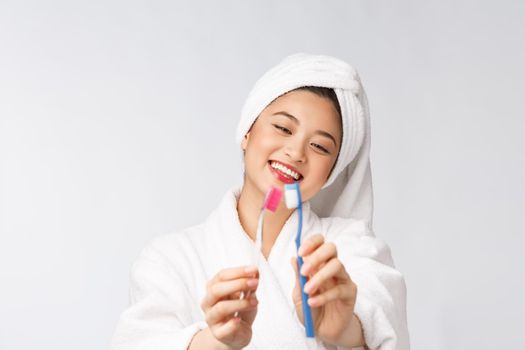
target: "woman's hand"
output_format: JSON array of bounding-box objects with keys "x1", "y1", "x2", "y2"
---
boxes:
[
  {"x1": 290, "y1": 234, "x2": 360, "y2": 346},
  {"x1": 199, "y1": 265, "x2": 259, "y2": 350}
]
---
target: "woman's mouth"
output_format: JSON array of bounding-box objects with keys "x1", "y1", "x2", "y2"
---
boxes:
[{"x1": 268, "y1": 160, "x2": 303, "y2": 184}]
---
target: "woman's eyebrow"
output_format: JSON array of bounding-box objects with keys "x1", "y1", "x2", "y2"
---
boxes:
[
  {"x1": 273, "y1": 111, "x2": 299, "y2": 124},
  {"x1": 272, "y1": 111, "x2": 338, "y2": 147}
]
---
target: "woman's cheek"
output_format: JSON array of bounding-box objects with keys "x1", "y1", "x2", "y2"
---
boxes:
[
  {"x1": 317, "y1": 156, "x2": 335, "y2": 179},
  {"x1": 255, "y1": 129, "x2": 276, "y2": 150}
]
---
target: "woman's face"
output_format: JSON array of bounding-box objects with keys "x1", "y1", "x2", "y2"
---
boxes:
[{"x1": 241, "y1": 89, "x2": 342, "y2": 202}]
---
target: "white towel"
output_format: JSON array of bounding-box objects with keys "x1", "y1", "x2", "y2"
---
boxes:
[
  {"x1": 236, "y1": 53, "x2": 374, "y2": 230},
  {"x1": 110, "y1": 54, "x2": 409, "y2": 350}
]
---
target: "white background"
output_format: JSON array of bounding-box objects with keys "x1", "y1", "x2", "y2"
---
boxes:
[{"x1": 1, "y1": 1, "x2": 524, "y2": 349}]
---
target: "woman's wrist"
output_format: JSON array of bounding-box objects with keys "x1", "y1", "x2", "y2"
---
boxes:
[
  {"x1": 188, "y1": 327, "x2": 237, "y2": 350},
  {"x1": 327, "y1": 313, "x2": 366, "y2": 348}
]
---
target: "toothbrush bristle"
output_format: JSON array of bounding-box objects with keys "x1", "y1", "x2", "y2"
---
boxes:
[
  {"x1": 284, "y1": 183, "x2": 300, "y2": 209},
  {"x1": 263, "y1": 187, "x2": 282, "y2": 212}
]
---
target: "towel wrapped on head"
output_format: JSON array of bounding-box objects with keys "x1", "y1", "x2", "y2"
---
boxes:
[{"x1": 236, "y1": 53, "x2": 374, "y2": 229}]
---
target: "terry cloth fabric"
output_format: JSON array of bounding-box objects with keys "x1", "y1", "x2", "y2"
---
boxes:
[
  {"x1": 235, "y1": 53, "x2": 374, "y2": 230},
  {"x1": 109, "y1": 187, "x2": 410, "y2": 350}
]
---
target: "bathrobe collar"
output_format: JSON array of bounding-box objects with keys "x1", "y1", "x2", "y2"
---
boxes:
[
  {"x1": 205, "y1": 186, "x2": 322, "y2": 349},
  {"x1": 214, "y1": 186, "x2": 317, "y2": 264}
]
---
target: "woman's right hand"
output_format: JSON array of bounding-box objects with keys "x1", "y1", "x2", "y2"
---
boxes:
[{"x1": 200, "y1": 265, "x2": 260, "y2": 350}]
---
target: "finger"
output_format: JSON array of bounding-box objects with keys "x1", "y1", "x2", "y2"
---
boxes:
[
  {"x1": 202, "y1": 277, "x2": 259, "y2": 309},
  {"x1": 307, "y1": 282, "x2": 357, "y2": 308},
  {"x1": 290, "y1": 256, "x2": 297, "y2": 274},
  {"x1": 203, "y1": 265, "x2": 259, "y2": 308},
  {"x1": 211, "y1": 316, "x2": 242, "y2": 342},
  {"x1": 290, "y1": 257, "x2": 304, "y2": 319},
  {"x1": 213, "y1": 265, "x2": 259, "y2": 283},
  {"x1": 238, "y1": 292, "x2": 259, "y2": 325},
  {"x1": 290, "y1": 257, "x2": 301, "y2": 285},
  {"x1": 303, "y1": 257, "x2": 347, "y2": 295},
  {"x1": 300, "y1": 242, "x2": 337, "y2": 276},
  {"x1": 206, "y1": 297, "x2": 259, "y2": 325},
  {"x1": 298, "y1": 234, "x2": 325, "y2": 257},
  {"x1": 233, "y1": 289, "x2": 255, "y2": 318}
]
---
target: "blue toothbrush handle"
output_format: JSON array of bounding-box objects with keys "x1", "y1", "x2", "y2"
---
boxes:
[{"x1": 297, "y1": 255, "x2": 315, "y2": 337}]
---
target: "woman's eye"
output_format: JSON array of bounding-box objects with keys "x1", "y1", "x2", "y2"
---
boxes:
[
  {"x1": 311, "y1": 143, "x2": 329, "y2": 154},
  {"x1": 272, "y1": 124, "x2": 292, "y2": 135}
]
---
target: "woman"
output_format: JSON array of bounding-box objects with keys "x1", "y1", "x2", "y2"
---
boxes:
[{"x1": 110, "y1": 53, "x2": 410, "y2": 350}]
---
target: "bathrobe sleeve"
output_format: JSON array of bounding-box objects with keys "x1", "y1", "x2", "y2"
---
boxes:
[
  {"x1": 110, "y1": 241, "x2": 207, "y2": 350},
  {"x1": 326, "y1": 220, "x2": 410, "y2": 350}
]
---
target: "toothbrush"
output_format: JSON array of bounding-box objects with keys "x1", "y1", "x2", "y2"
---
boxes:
[
  {"x1": 235, "y1": 186, "x2": 282, "y2": 318},
  {"x1": 284, "y1": 182, "x2": 314, "y2": 338},
  {"x1": 254, "y1": 186, "x2": 282, "y2": 263}
]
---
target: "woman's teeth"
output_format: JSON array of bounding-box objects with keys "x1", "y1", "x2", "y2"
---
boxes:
[{"x1": 270, "y1": 161, "x2": 301, "y2": 180}]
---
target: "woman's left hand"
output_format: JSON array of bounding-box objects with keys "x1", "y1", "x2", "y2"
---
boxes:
[{"x1": 290, "y1": 234, "x2": 358, "y2": 345}]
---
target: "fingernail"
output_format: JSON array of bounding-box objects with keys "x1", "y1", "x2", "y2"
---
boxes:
[
  {"x1": 250, "y1": 297, "x2": 258, "y2": 306},
  {"x1": 304, "y1": 281, "x2": 313, "y2": 294},
  {"x1": 301, "y1": 262, "x2": 310, "y2": 276},
  {"x1": 247, "y1": 278, "x2": 258, "y2": 287},
  {"x1": 245, "y1": 265, "x2": 257, "y2": 273}
]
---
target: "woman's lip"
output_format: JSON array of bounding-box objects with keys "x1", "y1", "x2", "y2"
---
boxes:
[
  {"x1": 268, "y1": 162, "x2": 301, "y2": 184},
  {"x1": 270, "y1": 160, "x2": 302, "y2": 177}
]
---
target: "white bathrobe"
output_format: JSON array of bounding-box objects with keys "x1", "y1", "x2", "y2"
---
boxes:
[{"x1": 110, "y1": 187, "x2": 410, "y2": 350}]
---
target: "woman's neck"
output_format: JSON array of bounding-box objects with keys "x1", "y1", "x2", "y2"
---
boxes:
[{"x1": 237, "y1": 182, "x2": 294, "y2": 259}]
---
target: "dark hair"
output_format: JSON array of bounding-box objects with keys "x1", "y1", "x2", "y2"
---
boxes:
[
  {"x1": 243, "y1": 86, "x2": 343, "y2": 179},
  {"x1": 292, "y1": 86, "x2": 342, "y2": 178},
  {"x1": 292, "y1": 86, "x2": 342, "y2": 121}
]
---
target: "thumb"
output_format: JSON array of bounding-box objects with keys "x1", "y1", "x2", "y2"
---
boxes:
[
  {"x1": 290, "y1": 256, "x2": 299, "y2": 278},
  {"x1": 290, "y1": 258, "x2": 302, "y2": 297},
  {"x1": 290, "y1": 256, "x2": 304, "y2": 322}
]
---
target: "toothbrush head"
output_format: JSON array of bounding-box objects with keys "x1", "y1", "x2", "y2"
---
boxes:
[
  {"x1": 263, "y1": 186, "x2": 283, "y2": 212},
  {"x1": 284, "y1": 182, "x2": 301, "y2": 209}
]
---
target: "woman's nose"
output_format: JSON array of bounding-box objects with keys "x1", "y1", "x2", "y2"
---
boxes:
[{"x1": 284, "y1": 139, "x2": 306, "y2": 163}]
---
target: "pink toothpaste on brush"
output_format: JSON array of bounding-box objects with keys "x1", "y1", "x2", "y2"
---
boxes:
[
  {"x1": 255, "y1": 186, "x2": 282, "y2": 261},
  {"x1": 235, "y1": 186, "x2": 282, "y2": 317},
  {"x1": 263, "y1": 186, "x2": 282, "y2": 211}
]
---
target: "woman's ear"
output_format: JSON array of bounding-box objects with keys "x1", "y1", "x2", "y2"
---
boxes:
[{"x1": 241, "y1": 133, "x2": 250, "y2": 150}]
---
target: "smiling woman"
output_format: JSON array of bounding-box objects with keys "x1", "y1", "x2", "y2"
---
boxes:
[
  {"x1": 241, "y1": 88, "x2": 342, "y2": 202},
  {"x1": 110, "y1": 53, "x2": 410, "y2": 350}
]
